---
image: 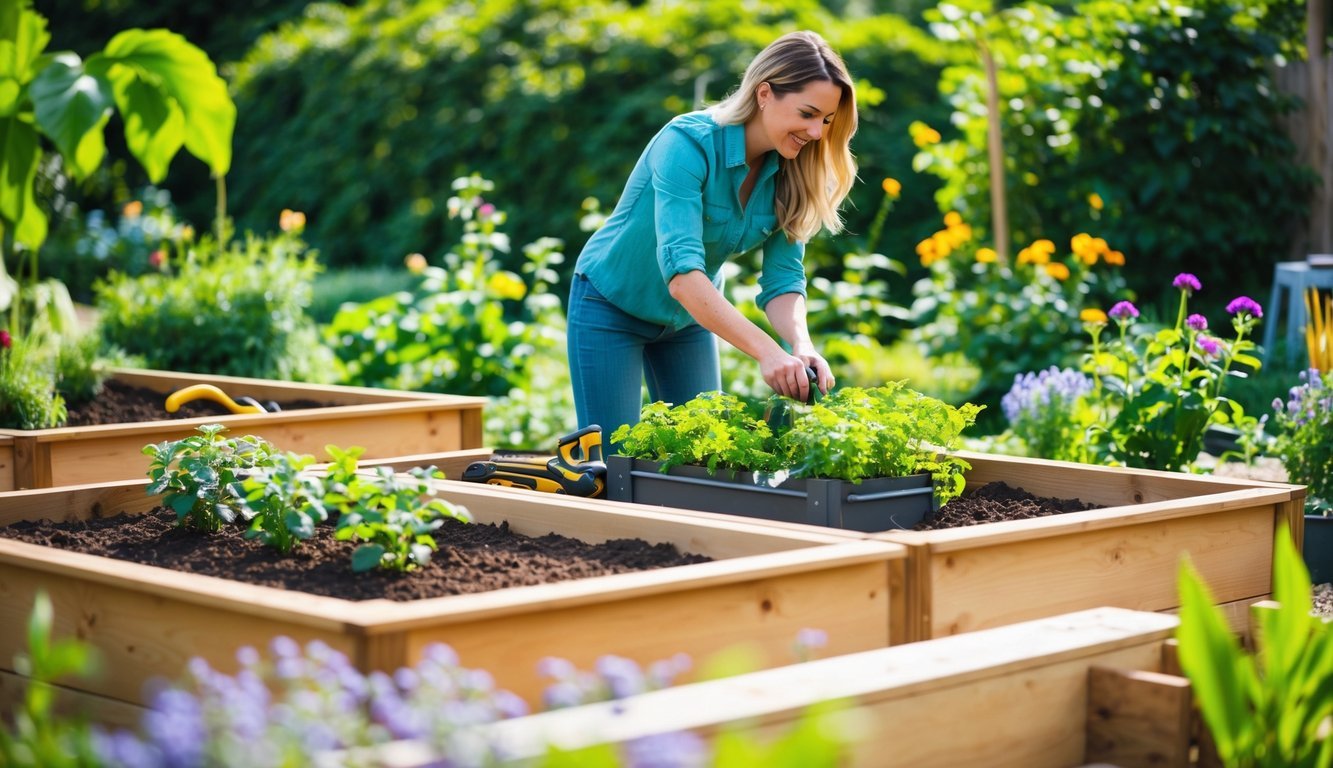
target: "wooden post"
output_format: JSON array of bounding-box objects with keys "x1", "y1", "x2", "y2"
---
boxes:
[
  {"x1": 1085, "y1": 665, "x2": 1193, "y2": 767},
  {"x1": 1308, "y1": 0, "x2": 1329, "y2": 252},
  {"x1": 980, "y1": 37, "x2": 1009, "y2": 264}
]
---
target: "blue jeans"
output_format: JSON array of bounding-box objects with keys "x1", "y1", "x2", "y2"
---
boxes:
[{"x1": 567, "y1": 274, "x2": 720, "y2": 449}]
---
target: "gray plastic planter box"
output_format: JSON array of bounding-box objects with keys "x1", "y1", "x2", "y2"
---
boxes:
[{"x1": 606, "y1": 455, "x2": 935, "y2": 532}]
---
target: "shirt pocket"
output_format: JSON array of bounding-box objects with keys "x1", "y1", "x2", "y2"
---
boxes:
[
  {"x1": 742, "y1": 214, "x2": 779, "y2": 253},
  {"x1": 701, "y1": 203, "x2": 731, "y2": 244}
]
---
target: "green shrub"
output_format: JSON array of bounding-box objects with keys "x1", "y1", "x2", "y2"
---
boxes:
[
  {"x1": 0, "y1": 330, "x2": 67, "y2": 430},
  {"x1": 916, "y1": 0, "x2": 1311, "y2": 312},
  {"x1": 95, "y1": 224, "x2": 334, "y2": 382},
  {"x1": 1269, "y1": 368, "x2": 1333, "y2": 512}
]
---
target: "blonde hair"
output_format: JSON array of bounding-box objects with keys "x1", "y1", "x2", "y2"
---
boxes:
[{"x1": 708, "y1": 31, "x2": 858, "y2": 243}]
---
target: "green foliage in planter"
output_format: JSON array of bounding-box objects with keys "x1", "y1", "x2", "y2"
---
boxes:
[
  {"x1": 1269, "y1": 368, "x2": 1333, "y2": 513},
  {"x1": 95, "y1": 224, "x2": 334, "y2": 382},
  {"x1": 238, "y1": 450, "x2": 329, "y2": 554},
  {"x1": 329, "y1": 459, "x2": 471, "y2": 573},
  {"x1": 916, "y1": 0, "x2": 1310, "y2": 312},
  {"x1": 614, "y1": 383, "x2": 982, "y2": 504},
  {"x1": 1176, "y1": 526, "x2": 1333, "y2": 766},
  {"x1": 0, "y1": 330, "x2": 67, "y2": 430},
  {"x1": 144, "y1": 424, "x2": 278, "y2": 533}
]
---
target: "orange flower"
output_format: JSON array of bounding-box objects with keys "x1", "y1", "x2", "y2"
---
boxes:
[
  {"x1": 279, "y1": 209, "x2": 306, "y2": 233},
  {"x1": 975, "y1": 247, "x2": 998, "y2": 264},
  {"x1": 404, "y1": 252, "x2": 428, "y2": 273},
  {"x1": 1080, "y1": 308, "x2": 1108, "y2": 324},
  {"x1": 910, "y1": 121, "x2": 942, "y2": 148},
  {"x1": 1104, "y1": 250, "x2": 1126, "y2": 266},
  {"x1": 1088, "y1": 192, "x2": 1104, "y2": 211},
  {"x1": 122, "y1": 201, "x2": 143, "y2": 219},
  {"x1": 1044, "y1": 262, "x2": 1071, "y2": 281},
  {"x1": 943, "y1": 211, "x2": 963, "y2": 228},
  {"x1": 882, "y1": 177, "x2": 902, "y2": 198},
  {"x1": 1031, "y1": 239, "x2": 1055, "y2": 256}
]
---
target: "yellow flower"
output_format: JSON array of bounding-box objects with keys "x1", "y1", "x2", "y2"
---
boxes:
[
  {"x1": 1044, "y1": 262, "x2": 1071, "y2": 281},
  {"x1": 1104, "y1": 249, "x2": 1126, "y2": 266},
  {"x1": 909, "y1": 120, "x2": 942, "y2": 148},
  {"x1": 404, "y1": 252, "x2": 428, "y2": 274},
  {"x1": 882, "y1": 177, "x2": 902, "y2": 198},
  {"x1": 916, "y1": 238, "x2": 940, "y2": 266},
  {"x1": 931, "y1": 232, "x2": 954, "y2": 259},
  {"x1": 1088, "y1": 192, "x2": 1104, "y2": 211},
  {"x1": 122, "y1": 201, "x2": 143, "y2": 219},
  {"x1": 975, "y1": 247, "x2": 998, "y2": 264},
  {"x1": 486, "y1": 271, "x2": 527, "y2": 300},
  {"x1": 180, "y1": 225, "x2": 195, "y2": 241},
  {"x1": 1032, "y1": 239, "x2": 1055, "y2": 256},
  {"x1": 1071, "y1": 233, "x2": 1096, "y2": 265},
  {"x1": 943, "y1": 211, "x2": 963, "y2": 228},
  {"x1": 1080, "y1": 308, "x2": 1108, "y2": 324},
  {"x1": 279, "y1": 209, "x2": 306, "y2": 233}
]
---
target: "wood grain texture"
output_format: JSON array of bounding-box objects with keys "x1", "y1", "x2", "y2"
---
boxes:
[
  {"x1": 1085, "y1": 666, "x2": 1193, "y2": 767},
  {"x1": 0, "y1": 670, "x2": 145, "y2": 730}
]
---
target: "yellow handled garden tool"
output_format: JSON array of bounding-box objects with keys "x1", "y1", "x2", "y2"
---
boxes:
[
  {"x1": 461, "y1": 425, "x2": 606, "y2": 497},
  {"x1": 165, "y1": 384, "x2": 281, "y2": 415}
]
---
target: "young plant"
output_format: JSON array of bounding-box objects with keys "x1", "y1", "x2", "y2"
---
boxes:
[
  {"x1": 610, "y1": 392, "x2": 782, "y2": 474},
  {"x1": 0, "y1": 329, "x2": 67, "y2": 430},
  {"x1": 143, "y1": 424, "x2": 278, "y2": 533},
  {"x1": 238, "y1": 451, "x2": 329, "y2": 554},
  {"x1": 330, "y1": 462, "x2": 471, "y2": 573},
  {"x1": 1176, "y1": 526, "x2": 1333, "y2": 766}
]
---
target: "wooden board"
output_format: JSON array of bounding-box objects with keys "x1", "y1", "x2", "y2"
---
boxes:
[
  {"x1": 0, "y1": 478, "x2": 906, "y2": 710},
  {"x1": 0, "y1": 368, "x2": 487, "y2": 489},
  {"x1": 463, "y1": 607, "x2": 1180, "y2": 768}
]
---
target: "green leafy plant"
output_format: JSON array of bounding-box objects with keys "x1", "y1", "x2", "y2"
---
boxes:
[
  {"x1": 1176, "y1": 525, "x2": 1333, "y2": 766},
  {"x1": 0, "y1": 329, "x2": 67, "y2": 429},
  {"x1": 1269, "y1": 368, "x2": 1333, "y2": 514},
  {"x1": 0, "y1": 0, "x2": 233, "y2": 334},
  {"x1": 614, "y1": 383, "x2": 982, "y2": 505},
  {"x1": 998, "y1": 366, "x2": 1097, "y2": 463},
  {"x1": 330, "y1": 463, "x2": 471, "y2": 573},
  {"x1": 1079, "y1": 275, "x2": 1263, "y2": 471},
  {"x1": 143, "y1": 424, "x2": 278, "y2": 533},
  {"x1": 0, "y1": 592, "x2": 101, "y2": 768},
  {"x1": 238, "y1": 450, "x2": 329, "y2": 554},
  {"x1": 96, "y1": 218, "x2": 333, "y2": 382}
]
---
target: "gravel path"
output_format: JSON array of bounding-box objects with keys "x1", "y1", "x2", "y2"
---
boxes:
[{"x1": 1316, "y1": 584, "x2": 1333, "y2": 620}]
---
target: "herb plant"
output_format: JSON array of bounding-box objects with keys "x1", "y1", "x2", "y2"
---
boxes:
[
  {"x1": 143, "y1": 424, "x2": 278, "y2": 533},
  {"x1": 613, "y1": 383, "x2": 982, "y2": 505},
  {"x1": 1176, "y1": 526, "x2": 1333, "y2": 766},
  {"x1": 330, "y1": 464, "x2": 471, "y2": 573},
  {"x1": 238, "y1": 451, "x2": 329, "y2": 553},
  {"x1": 1269, "y1": 368, "x2": 1333, "y2": 514}
]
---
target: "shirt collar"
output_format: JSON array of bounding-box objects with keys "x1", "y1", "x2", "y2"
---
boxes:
[{"x1": 723, "y1": 121, "x2": 780, "y2": 180}]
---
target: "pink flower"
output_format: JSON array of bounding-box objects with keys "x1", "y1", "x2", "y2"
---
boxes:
[
  {"x1": 148, "y1": 249, "x2": 165, "y2": 269},
  {"x1": 1172, "y1": 273, "x2": 1202, "y2": 294},
  {"x1": 1226, "y1": 296, "x2": 1263, "y2": 318},
  {"x1": 0, "y1": 329, "x2": 10, "y2": 349},
  {"x1": 1186, "y1": 314, "x2": 1208, "y2": 331},
  {"x1": 478, "y1": 203, "x2": 496, "y2": 218},
  {"x1": 1108, "y1": 301, "x2": 1139, "y2": 322},
  {"x1": 1197, "y1": 335, "x2": 1221, "y2": 357}
]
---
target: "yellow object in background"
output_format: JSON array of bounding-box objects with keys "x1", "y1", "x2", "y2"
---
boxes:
[
  {"x1": 1306, "y1": 287, "x2": 1332, "y2": 373},
  {"x1": 165, "y1": 384, "x2": 266, "y2": 415}
]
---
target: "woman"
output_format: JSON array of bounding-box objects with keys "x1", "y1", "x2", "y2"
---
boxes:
[{"x1": 567, "y1": 30, "x2": 858, "y2": 440}]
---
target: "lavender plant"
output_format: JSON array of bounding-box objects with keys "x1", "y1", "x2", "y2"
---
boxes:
[
  {"x1": 1270, "y1": 368, "x2": 1333, "y2": 513},
  {"x1": 1000, "y1": 367, "x2": 1095, "y2": 463},
  {"x1": 1079, "y1": 275, "x2": 1264, "y2": 471}
]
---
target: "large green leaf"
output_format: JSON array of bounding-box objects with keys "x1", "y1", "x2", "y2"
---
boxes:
[
  {"x1": 92, "y1": 28, "x2": 233, "y2": 177},
  {"x1": 108, "y1": 72, "x2": 183, "y2": 183},
  {"x1": 0, "y1": 2, "x2": 51, "y2": 108},
  {"x1": 0, "y1": 113, "x2": 45, "y2": 248},
  {"x1": 30, "y1": 52, "x2": 112, "y2": 178}
]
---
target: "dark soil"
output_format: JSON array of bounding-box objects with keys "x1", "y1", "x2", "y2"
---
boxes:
[
  {"x1": 914, "y1": 481, "x2": 1100, "y2": 530},
  {"x1": 64, "y1": 380, "x2": 326, "y2": 427},
  {"x1": 0, "y1": 510, "x2": 711, "y2": 601}
]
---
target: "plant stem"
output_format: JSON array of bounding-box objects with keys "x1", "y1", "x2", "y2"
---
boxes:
[{"x1": 215, "y1": 175, "x2": 228, "y2": 247}]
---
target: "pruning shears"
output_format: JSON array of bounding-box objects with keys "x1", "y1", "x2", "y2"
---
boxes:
[
  {"x1": 165, "y1": 384, "x2": 281, "y2": 415},
  {"x1": 763, "y1": 366, "x2": 820, "y2": 432}
]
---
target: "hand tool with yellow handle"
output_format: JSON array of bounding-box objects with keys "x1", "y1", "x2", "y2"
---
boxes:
[
  {"x1": 462, "y1": 425, "x2": 606, "y2": 497},
  {"x1": 165, "y1": 384, "x2": 280, "y2": 415}
]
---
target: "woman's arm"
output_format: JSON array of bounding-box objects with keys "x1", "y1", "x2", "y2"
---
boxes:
[
  {"x1": 668, "y1": 271, "x2": 816, "y2": 401},
  {"x1": 764, "y1": 292, "x2": 833, "y2": 395}
]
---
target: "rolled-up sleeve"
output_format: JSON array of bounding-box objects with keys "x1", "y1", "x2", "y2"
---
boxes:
[
  {"x1": 756, "y1": 231, "x2": 807, "y2": 309},
  {"x1": 648, "y1": 127, "x2": 709, "y2": 283}
]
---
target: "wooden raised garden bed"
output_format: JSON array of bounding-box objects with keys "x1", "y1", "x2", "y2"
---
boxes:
[
  {"x1": 0, "y1": 367, "x2": 487, "y2": 491},
  {"x1": 368, "y1": 607, "x2": 1191, "y2": 768},
  {"x1": 0, "y1": 476, "x2": 906, "y2": 714},
  {"x1": 879, "y1": 451, "x2": 1306, "y2": 644}
]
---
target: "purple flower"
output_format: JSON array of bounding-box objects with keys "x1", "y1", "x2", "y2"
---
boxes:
[
  {"x1": 1226, "y1": 296, "x2": 1263, "y2": 318},
  {"x1": 1186, "y1": 314, "x2": 1208, "y2": 331},
  {"x1": 1108, "y1": 301, "x2": 1139, "y2": 322},
  {"x1": 624, "y1": 731, "x2": 709, "y2": 768},
  {"x1": 795, "y1": 627, "x2": 829, "y2": 651},
  {"x1": 1172, "y1": 273, "x2": 1202, "y2": 294},
  {"x1": 596, "y1": 654, "x2": 647, "y2": 699},
  {"x1": 1197, "y1": 335, "x2": 1221, "y2": 357},
  {"x1": 1001, "y1": 367, "x2": 1093, "y2": 425}
]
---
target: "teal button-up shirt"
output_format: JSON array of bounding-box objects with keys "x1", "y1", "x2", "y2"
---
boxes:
[{"x1": 574, "y1": 111, "x2": 807, "y2": 330}]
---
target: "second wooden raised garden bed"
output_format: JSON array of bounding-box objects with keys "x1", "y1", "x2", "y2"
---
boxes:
[
  {"x1": 0, "y1": 473, "x2": 906, "y2": 714},
  {"x1": 0, "y1": 367, "x2": 487, "y2": 491}
]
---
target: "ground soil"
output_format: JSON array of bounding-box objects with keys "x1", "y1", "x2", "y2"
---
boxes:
[
  {"x1": 914, "y1": 481, "x2": 1099, "y2": 530},
  {"x1": 63, "y1": 380, "x2": 326, "y2": 427}
]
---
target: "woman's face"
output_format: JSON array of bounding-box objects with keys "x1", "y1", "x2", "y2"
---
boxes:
[{"x1": 757, "y1": 79, "x2": 843, "y2": 160}]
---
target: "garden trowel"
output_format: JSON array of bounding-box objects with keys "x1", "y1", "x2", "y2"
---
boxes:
[
  {"x1": 763, "y1": 366, "x2": 820, "y2": 432},
  {"x1": 165, "y1": 383, "x2": 281, "y2": 415}
]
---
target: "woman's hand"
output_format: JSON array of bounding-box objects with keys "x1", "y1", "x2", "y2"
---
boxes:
[
  {"x1": 790, "y1": 343, "x2": 834, "y2": 398},
  {"x1": 760, "y1": 351, "x2": 818, "y2": 401}
]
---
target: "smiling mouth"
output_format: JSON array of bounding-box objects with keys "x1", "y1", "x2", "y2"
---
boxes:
[{"x1": 791, "y1": 135, "x2": 810, "y2": 148}]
